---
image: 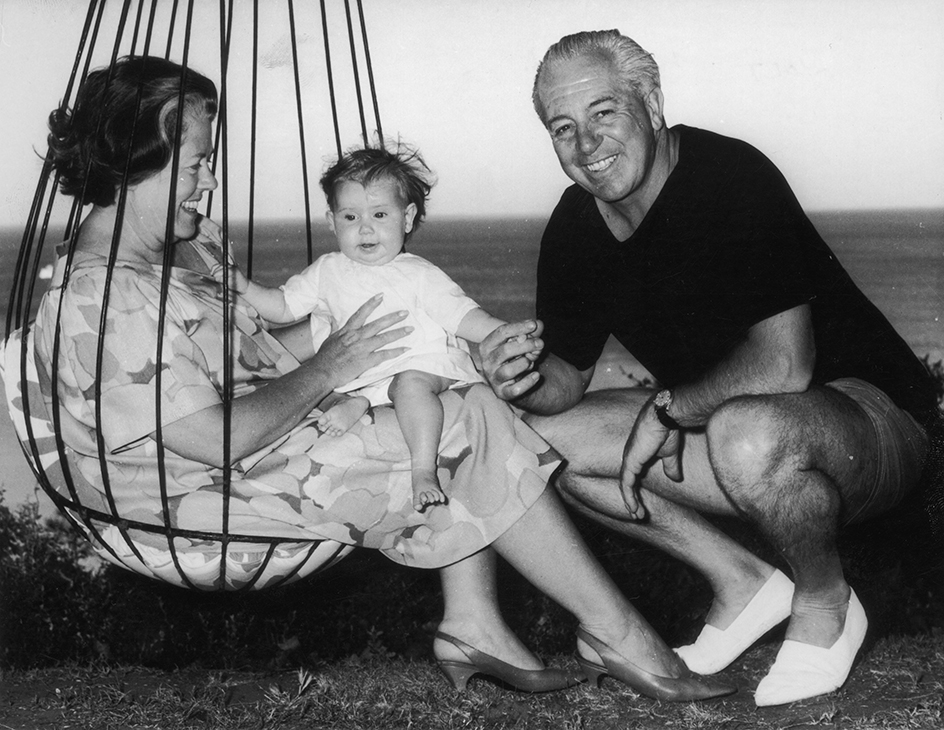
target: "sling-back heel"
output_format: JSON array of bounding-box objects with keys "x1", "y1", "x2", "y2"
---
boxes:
[
  {"x1": 576, "y1": 627, "x2": 736, "y2": 701},
  {"x1": 435, "y1": 631, "x2": 583, "y2": 693}
]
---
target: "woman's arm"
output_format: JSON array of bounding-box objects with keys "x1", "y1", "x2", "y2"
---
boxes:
[
  {"x1": 270, "y1": 319, "x2": 318, "y2": 362},
  {"x1": 159, "y1": 296, "x2": 410, "y2": 467}
]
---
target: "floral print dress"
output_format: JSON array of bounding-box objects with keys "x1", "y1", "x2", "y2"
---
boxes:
[{"x1": 32, "y1": 240, "x2": 559, "y2": 570}]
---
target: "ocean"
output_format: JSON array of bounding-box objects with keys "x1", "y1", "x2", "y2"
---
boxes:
[
  {"x1": 5, "y1": 209, "x2": 940, "y2": 358},
  {"x1": 1, "y1": 210, "x2": 942, "y2": 508}
]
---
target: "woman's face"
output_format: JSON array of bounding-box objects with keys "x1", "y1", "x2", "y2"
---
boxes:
[{"x1": 126, "y1": 111, "x2": 217, "y2": 256}]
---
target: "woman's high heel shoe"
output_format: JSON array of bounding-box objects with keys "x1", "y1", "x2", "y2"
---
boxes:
[
  {"x1": 576, "y1": 627, "x2": 737, "y2": 702},
  {"x1": 435, "y1": 631, "x2": 583, "y2": 693}
]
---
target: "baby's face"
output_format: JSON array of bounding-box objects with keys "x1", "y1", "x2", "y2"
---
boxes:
[{"x1": 327, "y1": 179, "x2": 417, "y2": 266}]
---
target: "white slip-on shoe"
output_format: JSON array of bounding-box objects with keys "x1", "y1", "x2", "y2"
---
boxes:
[
  {"x1": 674, "y1": 569, "x2": 794, "y2": 675},
  {"x1": 754, "y1": 588, "x2": 868, "y2": 707}
]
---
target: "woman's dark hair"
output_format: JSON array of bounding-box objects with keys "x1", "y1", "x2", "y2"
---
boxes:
[
  {"x1": 47, "y1": 56, "x2": 218, "y2": 207},
  {"x1": 319, "y1": 142, "x2": 436, "y2": 241}
]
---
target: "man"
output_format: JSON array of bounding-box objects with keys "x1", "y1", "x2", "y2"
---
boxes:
[{"x1": 480, "y1": 29, "x2": 938, "y2": 706}]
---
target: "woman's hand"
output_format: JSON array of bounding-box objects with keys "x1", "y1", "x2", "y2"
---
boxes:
[
  {"x1": 310, "y1": 294, "x2": 411, "y2": 390},
  {"x1": 161, "y1": 295, "x2": 410, "y2": 467}
]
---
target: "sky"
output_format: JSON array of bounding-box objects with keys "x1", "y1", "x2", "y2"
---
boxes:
[{"x1": 0, "y1": 0, "x2": 943, "y2": 231}]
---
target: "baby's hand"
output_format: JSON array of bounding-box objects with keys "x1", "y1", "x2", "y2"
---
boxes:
[
  {"x1": 194, "y1": 214, "x2": 224, "y2": 246},
  {"x1": 227, "y1": 263, "x2": 250, "y2": 295},
  {"x1": 513, "y1": 332, "x2": 541, "y2": 362}
]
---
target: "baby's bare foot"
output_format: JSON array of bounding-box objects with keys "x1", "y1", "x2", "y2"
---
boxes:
[
  {"x1": 317, "y1": 397, "x2": 369, "y2": 437},
  {"x1": 412, "y1": 468, "x2": 446, "y2": 512}
]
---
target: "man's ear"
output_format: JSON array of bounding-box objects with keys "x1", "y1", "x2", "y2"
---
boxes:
[
  {"x1": 325, "y1": 209, "x2": 336, "y2": 233},
  {"x1": 404, "y1": 203, "x2": 418, "y2": 233},
  {"x1": 645, "y1": 87, "x2": 666, "y2": 131}
]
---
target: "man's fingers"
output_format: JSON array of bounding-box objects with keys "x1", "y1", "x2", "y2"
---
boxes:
[
  {"x1": 496, "y1": 370, "x2": 540, "y2": 400},
  {"x1": 662, "y1": 450, "x2": 683, "y2": 482},
  {"x1": 659, "y1": 430, "x2": 684, "y2": 482},
  {"x1": 482, "y1": 319, "x2": 539, "y2": 349},
  {"x1": 619, "y1": 473, "x2": 645, "y2": 520}
]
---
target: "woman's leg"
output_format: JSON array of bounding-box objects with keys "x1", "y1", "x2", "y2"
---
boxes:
[
  {"x1": 388, "y1": 370, "x2": 455, "y2": 511},
  {"x1": 490, "y1": 486, "x2": 685, "y2": 677},
  {"x1": 437, "y1": 547, "x2": 545, "y2": 670}
]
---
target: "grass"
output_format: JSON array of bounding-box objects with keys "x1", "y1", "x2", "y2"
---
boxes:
[
  {"x1": 2, "y1": 633, "x2": 942, "y2": 729},
  {"x1": 1, "y1": 496, "x2": 943, "y2": 729}
]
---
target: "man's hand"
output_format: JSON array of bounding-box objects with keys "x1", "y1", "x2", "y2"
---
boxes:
[
  {"x1": 479, "y1": 320, "x2": 545, "y2": 401},
  {"x1": 619, "y1": 396, "x2": 683, "y2": 519}
]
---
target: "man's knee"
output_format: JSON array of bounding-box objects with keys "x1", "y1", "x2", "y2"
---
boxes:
[{"x1": 706, "y1": 395, "x2": 794, "y2": 488}]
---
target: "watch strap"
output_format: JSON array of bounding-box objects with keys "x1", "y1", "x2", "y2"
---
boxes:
[{"x1": 653, "y1": 389, "x2": 681, "y2": 430}]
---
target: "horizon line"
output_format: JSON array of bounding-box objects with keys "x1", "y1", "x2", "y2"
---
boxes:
[{"x1": 1, "y1": 206, "x2": 942, "y2": 234}]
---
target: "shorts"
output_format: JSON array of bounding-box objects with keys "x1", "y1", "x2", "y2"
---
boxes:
[{"x1": 826, "y1": 378, "x2": 929, "y2": 524}]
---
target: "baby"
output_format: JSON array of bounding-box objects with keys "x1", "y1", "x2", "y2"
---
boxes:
[{"x1": 235, "y1": 144, "x2": 508, "y2": 512}]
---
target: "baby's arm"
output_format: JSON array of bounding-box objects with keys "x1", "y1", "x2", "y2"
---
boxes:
[
  {"x1": 240, "y1": 279, "x2": 296, "y2": 324},
  {"x1": 458, "y1": 308, "x2": 540, "y2": 362},
  {"x1": 456, "y1": 308, "x2": 507, "y2": 344},
  {"x1": 195, "y1": 217, "x2": 297, "y2": 324}
]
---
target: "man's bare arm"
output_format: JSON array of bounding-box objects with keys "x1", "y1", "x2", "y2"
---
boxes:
[
  {"x1": 479, "y1": 319, "x2": 594, "y2": 414},
  {"x1": 664, "y1": 304, "x2": 816, "y2": 427}
]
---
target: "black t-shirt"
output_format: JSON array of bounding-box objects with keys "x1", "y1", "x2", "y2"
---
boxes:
[{"x1": 536, "y1": 125, "x2": 938, "y2": 427}]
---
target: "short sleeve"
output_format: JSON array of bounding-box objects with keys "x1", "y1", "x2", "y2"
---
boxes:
[
  {"x1": 535, "y1": 188, "x2": 613, "y2": 371},
  {"x1": 282, "y1": 260, "x2": 326, "y2": 320},
  {"x1": 410, "y1": 256, "x2": 480, "y2": 334}
]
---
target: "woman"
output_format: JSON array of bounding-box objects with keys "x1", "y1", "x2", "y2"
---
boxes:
[{"x1": 35, "y1": 55, "x2": 733, "y2": 701}]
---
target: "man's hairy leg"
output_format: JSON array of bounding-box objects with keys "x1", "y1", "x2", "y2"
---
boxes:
[
  {"x1": 525, "y1": 388, "x2": 782, "y2": 631},
  {"x1": 705, "y1": 387, "x2": 882, "y2": 648}
]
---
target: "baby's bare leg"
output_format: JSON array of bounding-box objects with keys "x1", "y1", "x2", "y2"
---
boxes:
[
  {"x1": 388, "y1": 371, "x2": 455, "y2": 512},
  {"x1": 317, "y1": 393, "x2": 370, "y2": 437}
]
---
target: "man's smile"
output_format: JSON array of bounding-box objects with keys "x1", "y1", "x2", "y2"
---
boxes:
[{"x1": 583, "y1": 154, "x2": 618, "y2": 173}]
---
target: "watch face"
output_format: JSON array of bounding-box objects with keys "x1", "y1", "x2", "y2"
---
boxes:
[{"x1": 655, "y1": 389, "x2": 672, "y2": 409}]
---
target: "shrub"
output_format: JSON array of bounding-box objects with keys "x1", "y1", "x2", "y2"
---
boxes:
[{"x1": 0, "y1": 498, "x2": 105, "y2": 667}]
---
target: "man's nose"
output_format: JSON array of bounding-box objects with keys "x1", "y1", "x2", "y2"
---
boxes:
[{"x1": 576, "y1": 123, "x2": 601, "y2": 155}]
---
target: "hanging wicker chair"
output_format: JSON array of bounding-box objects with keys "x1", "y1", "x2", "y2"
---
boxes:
[{"x1": 2, "y1": 0, "x2": 389, "y2": 591}]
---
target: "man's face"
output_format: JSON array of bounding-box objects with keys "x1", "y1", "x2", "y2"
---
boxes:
[{"x1": 537, "y1": 56, "x2": 663, "y2": 205}]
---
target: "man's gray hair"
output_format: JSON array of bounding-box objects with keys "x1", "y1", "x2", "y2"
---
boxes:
[{"x1": 532, "y1": 29, "x2": 661, "y2": 125}]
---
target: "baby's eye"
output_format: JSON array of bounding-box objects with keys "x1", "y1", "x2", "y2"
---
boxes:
[
  {"x1": 343, "y1": 213, "x2": 357, "y2": 222},
  {"x1": 374, "y1": 211, "x2": 387, "y2": 219}
]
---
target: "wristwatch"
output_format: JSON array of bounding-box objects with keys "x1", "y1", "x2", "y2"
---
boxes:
[{"x1": 652, "y1": 389, "x2": 681, "y2": 430}]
